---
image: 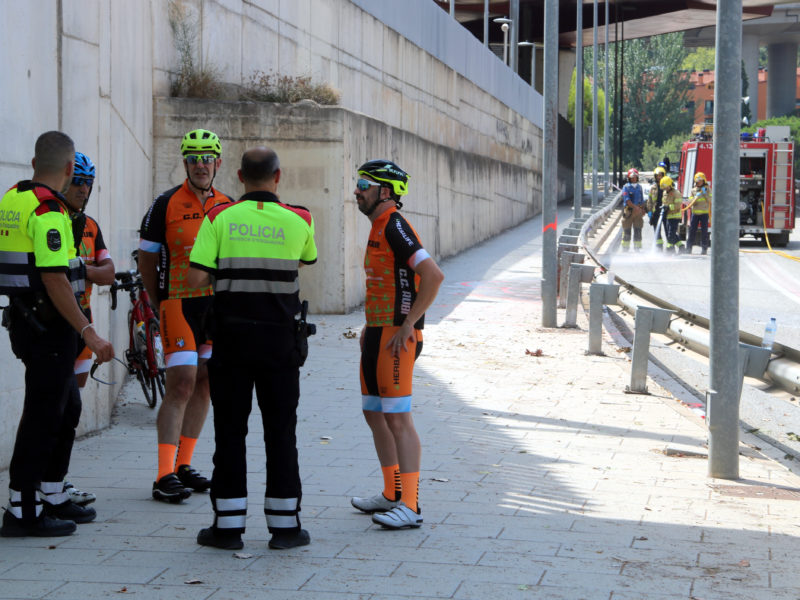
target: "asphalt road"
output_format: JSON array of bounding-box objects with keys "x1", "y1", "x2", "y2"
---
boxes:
[{"x1": 602, "y1": 205, "x2": 800, "y2": 349}]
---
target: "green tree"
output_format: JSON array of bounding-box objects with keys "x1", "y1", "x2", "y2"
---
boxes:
[
  {"x1": 640, "y1": 133, "x2": 686, "y2": 172},
  {"x1": 682, "y1": 47, "x2": 715, "y2": 71},
  {"x1": 567, "y1": 68, "x2": 607, "y2": 137},
  {"x1": 595, "y1": 33, "x2": 693, "y2": 168}
]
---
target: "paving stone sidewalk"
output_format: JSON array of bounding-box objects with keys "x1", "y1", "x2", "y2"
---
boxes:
[{"x1": 2, "y1": 212, "x2": 800, "y2": 599}]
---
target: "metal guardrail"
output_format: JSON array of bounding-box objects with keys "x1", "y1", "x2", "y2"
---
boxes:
[{"x1": 571, "y1": 192, "x2": 800, "y2": 395}]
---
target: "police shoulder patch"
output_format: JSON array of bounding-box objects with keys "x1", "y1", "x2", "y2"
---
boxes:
[{"x1": 46, "y1": 229, "x2": 62, "y2": 251}]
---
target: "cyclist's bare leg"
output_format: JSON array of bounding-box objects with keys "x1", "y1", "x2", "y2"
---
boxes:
[
  {"x1": 179, "y1": 361, "x2": 210, "y2": 439},
  {"x1": 157, "y1": 364, "x2": 198, "y2": 444},
  {"x1": 383, "y1": 412, "x2": 421, "y2": 473},
  {"x1": 363, "y1": 409, "x2": 399, "y2": 466}
]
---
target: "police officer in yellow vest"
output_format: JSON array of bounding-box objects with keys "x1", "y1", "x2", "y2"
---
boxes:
[
  {"x1": 0, "y1": 132, "x2": 114, "y2": 537},
  {"x1": 187, "y1": 146, "x2": 317, "y2": 551},
  {"x1": 685, "y1": 172, "x2": 711, "y2": 255}
]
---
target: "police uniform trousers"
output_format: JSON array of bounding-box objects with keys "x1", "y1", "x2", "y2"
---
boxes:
[
  {"x1": 207, "y1": 319, "x2": 303, "y2": 536},
  {"x1": 7, "y1": 304, "x2": 81, "y2": 521}
]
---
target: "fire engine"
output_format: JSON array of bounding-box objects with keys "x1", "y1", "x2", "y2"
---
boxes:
[{"x1": 676, "y1": 124, "x2": 795, "y2": 246}]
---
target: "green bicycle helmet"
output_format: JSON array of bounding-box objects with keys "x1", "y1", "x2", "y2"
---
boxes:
[
  {"x1": 358, "y1": 159, "x2": 409, "y2": 197},
  {"x1": 181, "y1": 129, "x2": 222, "y2": 156}
]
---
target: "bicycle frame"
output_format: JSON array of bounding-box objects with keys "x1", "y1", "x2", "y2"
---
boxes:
[{"x1": 111, "y1": 269, "x2": 165, "y2": 408}]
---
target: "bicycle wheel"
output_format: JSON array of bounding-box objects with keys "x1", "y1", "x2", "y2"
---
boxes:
[
  {"x1": 136, "y1": 367, "x2": 156, "y2": 408},
  {"x1": 145, "y1": 319, "x2": 165, "y2": 408}
]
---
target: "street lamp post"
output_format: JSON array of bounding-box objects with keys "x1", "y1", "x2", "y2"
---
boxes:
[
  {"x1": 494, "y1": 17, "x2": 513, "y2": 66},
  {"x1": 518, "y1": 41, "x2": 535, "y2": 87}
]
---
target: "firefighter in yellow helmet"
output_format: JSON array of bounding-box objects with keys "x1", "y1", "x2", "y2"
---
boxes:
[
  {"x1": 684, "y1": 172, "x2": 710, "y2": 255},
  {"x1": 660, "y1": 176, "x2": 685, "y2": 253},
  {"x1": 646, "y1": 166, "x2": 667, "y2": 249}
]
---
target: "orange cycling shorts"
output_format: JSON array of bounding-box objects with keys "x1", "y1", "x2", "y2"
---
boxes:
[
  {"x1": 159, "y1": 296, "x2": 213, "y2": 368},
  {"x1": 360, "y1": 326, "x2": 423, "y2": 413}
]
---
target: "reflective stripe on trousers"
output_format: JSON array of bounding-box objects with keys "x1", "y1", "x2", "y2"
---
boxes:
[
  {"x1": 213, "y1": 496, "x2": 247, "y2": 532},
  {"x1": 264, "y1": 496, "x2": 300, "y2": 530}
]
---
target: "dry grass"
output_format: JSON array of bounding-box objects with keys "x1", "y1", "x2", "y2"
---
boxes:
[
  {"x1": 241, "y1": 71, "x2": 340, "y2": 105},
  {"x1": 168, "y1": 1, "x2": 224, "y2": 99}
]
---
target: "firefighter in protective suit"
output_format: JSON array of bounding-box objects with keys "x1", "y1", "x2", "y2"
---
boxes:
[
  {"x1": 620, "y1": 168, "x2": 645, "y2": 251},
  {"x1": 660, "y1": 176, "x2": 685, "y2": 253},
  {"x1": 646, "y1": 166, "x2": 667, "y2": 249},
  {"x1": 685, "y1": 172, "x2": 711, "y2": 255}
]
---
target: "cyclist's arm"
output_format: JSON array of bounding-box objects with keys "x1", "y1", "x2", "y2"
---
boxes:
[
  {"x1": 41, "y1": 272, "x2": 114, "y2": 362},
  {"x1": 85, "y1": 257, "x2": 115, "y2": 286},
  {"x1": 187, "y1": 266, "x2": 210, "y2": 289},
  {"x1": 138, "y1": 250, "x2": 160, "y2": 310}
]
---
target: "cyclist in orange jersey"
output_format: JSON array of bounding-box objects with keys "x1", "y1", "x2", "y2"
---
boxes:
[
  {"x1": 139, "y1": 129, "x2": 233, "y2": 503},
  {"x1": 63, "y1": 152, "x2": 115, "y2": 388},
  {"x1": 350, "y1": 160, "x2": 444, "y2": 529}
]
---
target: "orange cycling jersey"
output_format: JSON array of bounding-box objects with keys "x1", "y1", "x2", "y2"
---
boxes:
[
  {"x1": 365, "y1": 206, "x2": 431, "y2": 328},
  {"x1": 139, "y1": 180, "x2": 232, "y2": 301},
  {"x1": 77, "y1": 215, "x2": 110, "y2": 312}
]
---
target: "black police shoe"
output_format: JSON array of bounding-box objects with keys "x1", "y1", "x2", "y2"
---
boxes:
[
  {"x1": 152, "y1": 473, "x2": 191, "y2": 503},
  {"x1": 197, "y1": 526, "x2": 244, "y2": 550},
  {"x1": 268, "y1": 528, "x2": 310, "y2": 550},
  {"x1": 0, "y1": 510, "x2": 76, "y2": 537},
  {"x1": 176, "y1": 465, "x2": 211, "y2": 492},
  {"x1": 43, "y1": 500, "x2": 96, "y2": 524}
]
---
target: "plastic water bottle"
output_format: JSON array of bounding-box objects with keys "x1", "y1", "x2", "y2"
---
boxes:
[
  {"x1": 153, "y1": 332, "x2": 165, "y2": 367},
  {"x1": 135, "y1": 321, "x2": 147, "y2": 349},
  {"x1": 761, "y1": 317, "x2": 777, "y2": 350}
]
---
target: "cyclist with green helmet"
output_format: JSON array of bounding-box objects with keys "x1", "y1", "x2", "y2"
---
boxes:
[
  {"x1": 139, "y1": 129, "x2": 233, "y2": 503},
  {"x1": 350, "y1": 159, "x2": 444, "y2": 530}
]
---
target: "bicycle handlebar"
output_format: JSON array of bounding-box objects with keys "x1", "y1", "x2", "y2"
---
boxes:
[{"x1": 110, "y1": 270, "x2": 143, "y2": 311}]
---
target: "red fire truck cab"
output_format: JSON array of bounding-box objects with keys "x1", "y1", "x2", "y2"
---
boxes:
[{"x1": 677, "y1": 124, "x2": 795, "y2": 246}]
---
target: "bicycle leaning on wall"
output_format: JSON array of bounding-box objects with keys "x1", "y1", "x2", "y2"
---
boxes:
[{"x1": 108, "y1": 260, "x2": 166, "y2": 408}]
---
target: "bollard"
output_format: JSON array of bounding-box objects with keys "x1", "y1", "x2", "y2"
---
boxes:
[
  {"x1": 563, "y1": 263, "x2": 596, "y2": 328},
  {"x1": 626, "y1": 306, "x2": 674, "y2": 393},
  {"x1": 737, "y1": 342, "x2": 771, "y2": 398},
  {"x1": 587, "y1": 283, "x2": 620, "y2": 354},
  {"x1": 558, "y1": 251, "x2": 583, "y2": 308}
]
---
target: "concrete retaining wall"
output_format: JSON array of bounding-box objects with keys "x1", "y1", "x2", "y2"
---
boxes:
[
  {"x1": 155, "y1": 98, "x2": 542, "y2": 313},
  {"x1": 0, "y1": 0, "x2": 567, "y2": 469}
]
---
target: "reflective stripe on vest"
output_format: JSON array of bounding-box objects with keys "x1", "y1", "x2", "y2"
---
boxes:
[{"x1": 215, "y1": 255, "x2": 299, "y2": 295}]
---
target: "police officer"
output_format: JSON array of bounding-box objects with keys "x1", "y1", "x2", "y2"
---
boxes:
[
  {"x1": 187, "y1": 146, "x2": 317, "y2": 550},
  {"x1": 0, "y1": 132, "x2": 114, "y2": 537}
]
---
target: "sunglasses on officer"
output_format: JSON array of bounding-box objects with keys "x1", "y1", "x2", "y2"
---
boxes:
[
  {"x1": 356, "y1": 178, "x2": 382, "y2": 191},
  {"x1": 184, "y1": 154, "x2": 218, "y2": 165},
  {"x1": 72, "y1": 177, "x2": 94, "y2": 188}
]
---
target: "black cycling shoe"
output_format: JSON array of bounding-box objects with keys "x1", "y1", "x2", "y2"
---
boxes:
[
  {"x1": 176, "y1": 465, "x2": 211, "y2": 492},
  {"x1": 152, "y1": 473, "x2": 191, "y2": 503},
  {"x1": 197, "y1": 526, "x2": 244, "y2": 550},
  {"x1": 43, "y1": 500, "x2": 96, "y2": 524},
  {"x1": 0, "y1": 511, "x2": 76, "y2": 537},
  {"x1": 268, "y1": 528, "x2": 310, "y2": 550}
]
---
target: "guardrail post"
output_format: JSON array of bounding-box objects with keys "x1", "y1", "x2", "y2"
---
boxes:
[
  {"x1": 626, "y1": 306, "x2": 674, "y2": 394},
  {"x1": 588, "y1": 283, "x2": 620, "y2": 354},
  {"x1": 563, "y1": 263, "x2": 596, "y2": 328},
  {"x1": 559, "y1": 235, "x2": 580, "y2": 247},
  {"x1": 738, "y1": 342, "x2": 771, "y2": 398},
  {"x1": 558, "y1": 251, "x2": 583, "y2": 308},
  {"x1": 563, "y1": 227, "x2": 582, "y2": 237}
]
